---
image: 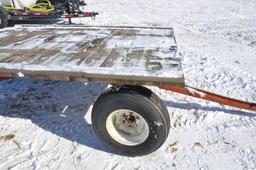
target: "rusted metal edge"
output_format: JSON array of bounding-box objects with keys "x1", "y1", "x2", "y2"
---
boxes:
[
  {"x1": 160, "y1": 85, "x2": 256, "y2": 112},
  {"x1": 0, "y1": 77, "x2": 11, "y2": 81}
]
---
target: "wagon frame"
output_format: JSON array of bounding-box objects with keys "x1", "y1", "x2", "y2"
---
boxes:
[{"x1": 0, "y1": 25, "x2": 255, "y2": 156}]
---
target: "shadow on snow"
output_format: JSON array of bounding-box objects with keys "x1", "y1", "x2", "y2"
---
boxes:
[
  {"x1": 0, "y1": 78, "x2": 254, "y2": 154},
  {"x1": 0, "y1": 78, "x2": 111, "y2": 153}
]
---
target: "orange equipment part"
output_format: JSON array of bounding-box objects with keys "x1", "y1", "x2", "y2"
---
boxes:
[
  {"x1": 0, "y1": 77, "x2": 12, "y2": 81},
  {"x1": 160, "y1": 85, "x2": 256, "y2": 112}
]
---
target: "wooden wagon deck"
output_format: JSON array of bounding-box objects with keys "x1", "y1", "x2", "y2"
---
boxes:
[{"x1": 0, "y1": 25, "x2": 184, "y2": 86}]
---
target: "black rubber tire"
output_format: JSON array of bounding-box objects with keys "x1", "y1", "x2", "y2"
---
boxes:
[
  {"x1": 0, "y1": 13, "x2": 8, "y2": 29},
  {"x1": 92, "y1": 85, "x2": 170, "y2": 156},
  {"x1": 0, "y1": 7, "x2": 8, "y2": 29}
]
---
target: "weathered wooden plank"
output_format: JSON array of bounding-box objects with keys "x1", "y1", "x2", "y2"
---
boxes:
[{"x1": 0, "y1": 67, "x2": 184, "y2": 86}]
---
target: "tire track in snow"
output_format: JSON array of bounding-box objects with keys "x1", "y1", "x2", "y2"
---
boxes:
[{"x1": 164, "y1": 116, "x2": 256, "y2": 170}]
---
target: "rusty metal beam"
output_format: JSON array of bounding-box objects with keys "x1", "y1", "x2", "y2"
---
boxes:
[
  {"x1": 0, "y1": 77, "x2": 12, "y2": 81},
  {"x1": 160, "y1": 85, "x2": 256, "y2": 112}
]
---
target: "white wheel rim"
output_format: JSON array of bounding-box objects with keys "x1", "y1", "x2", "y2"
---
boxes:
[{"x1": 106, "y1": 109, "x2": 150, "y2": 146}]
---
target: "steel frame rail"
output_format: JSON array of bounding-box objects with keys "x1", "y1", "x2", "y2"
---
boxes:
[{"x1": 160, "y1": 85, "x2": 256, "y2": 112}]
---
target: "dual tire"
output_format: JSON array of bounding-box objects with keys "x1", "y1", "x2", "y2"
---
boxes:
[{"x1": 92, "y1": 85, "x2": 170, "y2": 156}]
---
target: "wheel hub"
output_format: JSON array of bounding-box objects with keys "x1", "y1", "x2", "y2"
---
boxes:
[
  {"x1": 121, "y1": 111, "x2": 140, "y2": 127},
  {"x1": 106, "y1": 109, "x2": 149, "y2": 146}
]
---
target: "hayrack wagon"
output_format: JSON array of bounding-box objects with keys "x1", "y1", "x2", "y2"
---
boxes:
[{"x1": 0, "y1": 25, "x2": 255, "y2": 156}]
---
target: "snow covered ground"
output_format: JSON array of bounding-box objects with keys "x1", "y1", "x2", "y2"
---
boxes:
[{"x1": 1, "y1": 0, "x2": 256, "y2": 169}]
